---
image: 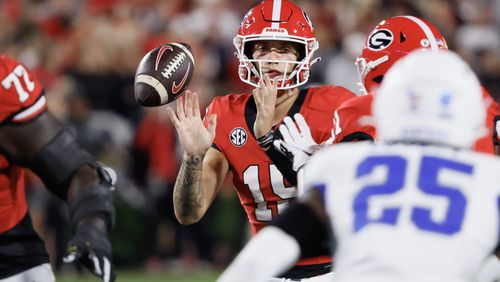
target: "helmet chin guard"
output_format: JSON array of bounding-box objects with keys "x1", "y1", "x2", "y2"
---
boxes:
[{"x1": 234, "y1": 0, "x2": 320, "y2": 90}]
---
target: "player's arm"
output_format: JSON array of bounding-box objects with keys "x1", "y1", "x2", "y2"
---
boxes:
[
  {"x1": 0, "y1": 111, "x2": 115, "y2": 282},
  {"x1": 173, "y1": 147, "x2": 229, "y2": 225},
  {"x1": 167, "y1": 90, "x2": 229, "y2": 225},
  {"x1": 331, "y1": 98, "x2": 375, "y2": 144},
  {"x1": 475, "y1": 253, "x2": 500, "y2": 282},
  {"x1": 251, "y1": 76, "x2": 299, "y2": 185},
  {"x1": 217, "y1": 188, "x2": 330, "y2": 282},
  {"x1": 261, "y1": 130, "x2": 299, "y2": 186}
]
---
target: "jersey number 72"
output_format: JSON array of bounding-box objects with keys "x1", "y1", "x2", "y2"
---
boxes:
[{"x1": 1, "y1": 65, "x2": 35, "y2": 102}]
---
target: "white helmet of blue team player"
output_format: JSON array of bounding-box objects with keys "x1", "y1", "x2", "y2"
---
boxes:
[{"x1": 373, "y1": 50, "x2": 486, "y2": 148}]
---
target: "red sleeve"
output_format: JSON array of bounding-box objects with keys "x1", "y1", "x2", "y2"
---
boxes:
[
  {"x1": 475, "y1": 88, "x2": 499, "y2": 153},
  {"x1": 303, "y1": 85, "x2": 356, "y2": 143},
  {"x1": 332, "y1": 94, "x2": 376, "y2": 143},
  {"x1": 0, "y1": 55, "x2": 45, "y2": 124}
]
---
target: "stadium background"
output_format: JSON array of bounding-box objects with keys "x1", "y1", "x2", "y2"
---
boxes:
[{"x1": 1, "y1": 0, "x2": 499, "y2": 281}]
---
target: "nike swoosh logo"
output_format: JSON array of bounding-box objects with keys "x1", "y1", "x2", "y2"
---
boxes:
[
  {"x1": 155, "y1": 45, "x2": 173, "y2": 71},
  {"x1": 172, "y1": 63, "x2": 191, "y2": 94}
]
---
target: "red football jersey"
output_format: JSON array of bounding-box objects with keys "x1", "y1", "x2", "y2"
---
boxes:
[
  {"x1": 331, "y1": 94, "x2": 375, "y2": 143},
  {"x1": 332, "y1": 88, "x2": 498, "y2": 154},
  {"x1": 0, "y1": 54, "x2": 46, "y2": 233},
  {"x1": 203, "y1": 85, "x2": 354, "y2": 265},
  {"x1": 476, "y1": 89, "x2": 499, "y2": 154}
]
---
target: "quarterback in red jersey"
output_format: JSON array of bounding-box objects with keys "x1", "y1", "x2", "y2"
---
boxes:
[
  {"x1": 166, "y1": 0, "x2": 355, "y2": 280},
  {"x1": 331, "y1": 16, "x2": 500, "y2": 155},
  {"x1": 0, "y1": 54, "x2": 116, "y2": 281}
]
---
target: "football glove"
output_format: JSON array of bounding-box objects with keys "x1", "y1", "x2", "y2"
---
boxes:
[
  {"x1": 64, "y1": 165, "x2": 117, "y2": 282},
  {"x1": 63, "y1": 221, "x2": 115, "y2": 282},
  {"x1": 273, "y1": 113, "x2": 322, "y2": 171}
]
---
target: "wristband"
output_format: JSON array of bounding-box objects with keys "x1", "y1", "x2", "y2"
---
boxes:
[{"x1": 257, "y1": 130, "x2": 275, "y2": 149}]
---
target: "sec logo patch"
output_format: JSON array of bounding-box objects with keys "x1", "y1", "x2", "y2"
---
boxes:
[{"x1": 230, "y1": 127, "x2": 247, "y2": 147}]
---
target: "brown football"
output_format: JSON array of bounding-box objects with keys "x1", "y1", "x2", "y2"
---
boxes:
[{"x1": 134, "y1": 42, "x2": 195, "y2": 107}]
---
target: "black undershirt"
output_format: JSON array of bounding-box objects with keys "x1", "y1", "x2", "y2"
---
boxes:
[{"x1": 0, "y1": 212, "x2": 49, "y2": 278}]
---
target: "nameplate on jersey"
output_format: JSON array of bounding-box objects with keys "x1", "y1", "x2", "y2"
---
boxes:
[{"x1": 230, "y1": 127, "x2": 247, "y2": 147}]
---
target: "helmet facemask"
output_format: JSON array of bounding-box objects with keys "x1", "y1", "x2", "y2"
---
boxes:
[
  {"x1": 234, "y1": 35, "x2": 320, "y2": 90},
  {"x1": 354, "y1": 55, "x2": 389, "y2": 95}
]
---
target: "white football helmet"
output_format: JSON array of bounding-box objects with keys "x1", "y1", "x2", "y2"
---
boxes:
[{"x1": 373, "y1": 50, "x2": 486, "y2": 148}]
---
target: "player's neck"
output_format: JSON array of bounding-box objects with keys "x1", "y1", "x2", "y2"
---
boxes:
[
  {"x1": 273, "y1": 88, "x2": 300, "y2": 124},
  {"x1": 275, "y1": 87, "x2": 299, "y2": 106}
]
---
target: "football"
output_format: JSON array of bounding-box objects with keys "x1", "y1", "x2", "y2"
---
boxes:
[{"x1": 134, "y1": 42, "x2": 195, "y2": 107}]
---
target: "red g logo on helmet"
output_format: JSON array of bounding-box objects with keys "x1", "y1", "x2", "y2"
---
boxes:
[{"x1": 355, "y1": 16, "x2": 448, "y2": 95}]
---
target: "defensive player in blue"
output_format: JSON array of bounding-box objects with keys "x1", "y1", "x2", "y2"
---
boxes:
[{"x1": 218, "y1": 50, "x2": 500, "y2": 282}]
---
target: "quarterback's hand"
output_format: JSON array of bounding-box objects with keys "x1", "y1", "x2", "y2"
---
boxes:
[
  {"x1": 273, "y1": 113, "x2": 321, "y2": 171},
  {"x1": 253, "y1": 75, "x2": 277, "y2": 138},
  {"x1": 64, "y1": 220, "x2": 115, "y2": 282},
  {"x1": 167, "y1": 90, "x2": 217, "y2": 156}
]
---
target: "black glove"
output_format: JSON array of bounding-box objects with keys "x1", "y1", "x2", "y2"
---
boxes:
[{"x1": 63, "y1": 221, "x2": 116, "y2": 282}]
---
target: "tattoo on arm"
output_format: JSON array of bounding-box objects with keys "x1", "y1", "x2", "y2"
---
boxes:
[{"x1": 173, "y1": 154, "x2": 204, "y2": 218}]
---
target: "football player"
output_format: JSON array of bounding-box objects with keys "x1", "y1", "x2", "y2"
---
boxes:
[
  {"x1": 0, "y1": 54, "x2": 116, "y2": 281},
  {"x1": 275, "y1": 16, "x2": 500, "y2": 280},
  {"x1": 276, "y1": 15, "x2": 500, "y2": 190},
  {"x1": 278, "y1": 16, "x2": 500, "y2": 162},
  {"x1": 166, "y1": 0, "x2": 355, "y2": 280},
  {"x1": 218, "y1": 50, "x2": 500, "y2": 282},
  {"x1": 331, "y1": 16, "x2": 500, "y2": 155}
]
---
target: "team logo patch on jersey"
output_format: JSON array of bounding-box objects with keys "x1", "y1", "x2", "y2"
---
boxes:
[
  {"x1": 368, "y1": 29, "x2": 393, "y2": 50},
  {"x1": 438, "y1": 91, "x2": 453, "y2": 118},
  {"x1": 230, "y1": 127, "x2": 247, "y2": 147}
]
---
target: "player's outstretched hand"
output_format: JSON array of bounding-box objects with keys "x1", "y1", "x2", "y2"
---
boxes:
[
  {"x1": 63, "y1": 221, "x2": 115, "y2": 282},
  {"x1": 167, "y1": 90, "x2": 217, "y2": 156},
  {"x1": 274, "y1": 113, "x2": 321, "y2": 171}
]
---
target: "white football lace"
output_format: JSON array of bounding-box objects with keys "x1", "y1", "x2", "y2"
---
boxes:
[{"x1": 161, "y1": 53, "x2": 186, "y2": 79}]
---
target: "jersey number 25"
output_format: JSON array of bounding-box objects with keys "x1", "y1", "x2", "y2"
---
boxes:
[{"x1": 353, "y1": 155, "x2": 472, "y2": 235}]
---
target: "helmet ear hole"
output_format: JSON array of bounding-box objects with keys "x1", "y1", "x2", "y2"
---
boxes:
[
  {"x1": 400, "y1": 31, "x2": 406, "y2": 43},
  {"x1": 373, "y1": 75, "x2": 384, "y2": 83}
]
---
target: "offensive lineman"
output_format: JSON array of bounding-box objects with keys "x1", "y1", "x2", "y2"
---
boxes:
[{"x1": 0, "y1": 54, "x2": 115, "y2": 281}]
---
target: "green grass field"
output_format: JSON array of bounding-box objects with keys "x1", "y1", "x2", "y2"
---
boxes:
[{"x1": 57, "y1": 270, "x2": 220, "y2": 282}]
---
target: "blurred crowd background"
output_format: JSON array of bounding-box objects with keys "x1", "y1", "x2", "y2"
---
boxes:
[{"x1": 1, "y1": 0, "x2": 500, "y2": 277}]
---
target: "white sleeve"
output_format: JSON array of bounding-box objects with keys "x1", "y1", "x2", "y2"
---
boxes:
[
  {"x1": 475, "y1": 255, "x2": 500, "y2": 282},
  {"x1": 217, "y1": 227, "x2": 300, "y2": 282}
]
